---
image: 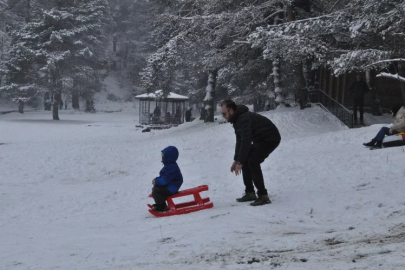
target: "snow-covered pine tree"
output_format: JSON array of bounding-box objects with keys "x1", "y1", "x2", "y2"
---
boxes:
[
  {"x1": 6, "y1": 0, "x2": 53, "y2": 23},
  {"x1": 142, "y1": 0, "x2": 287, "y2": 121},
  {"x1": 326, "y1": 0, "x2": 405, "y2": 104},
  {"x1": 1, "y1": 0, "x2": 112, "y2": 119},
  {"x1": 249, "y1": 1, "x2": 336, "y2": 106},
  {"x1": 106, "y1": 0, "x2": 156, "y2": 94},
  {"x1": 0, "y1": 0, "x2": 8, "y2": 88}
]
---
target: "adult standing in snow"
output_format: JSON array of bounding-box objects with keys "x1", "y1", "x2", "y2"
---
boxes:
[
  {"x1": 350, "y1": 74, "x2": 369, "y2": 125},
  {"x1": 221, "y1": 100, "x2": 281, "y2": 206},
  {"x1": 363, "y1": 104, "x2": 405, "y2": 149}
]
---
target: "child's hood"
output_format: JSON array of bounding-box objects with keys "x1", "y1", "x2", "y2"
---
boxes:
[{"x1": 161, "y1": 146, "x2": 179, "y2": 165}]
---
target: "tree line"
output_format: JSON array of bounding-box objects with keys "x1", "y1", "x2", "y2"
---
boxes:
[{"x1": 1, "y1": 0, "x2": 404, "y2": 120}]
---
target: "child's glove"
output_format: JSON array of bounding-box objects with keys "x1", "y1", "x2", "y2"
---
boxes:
[{"x1": 152, "y1": 178, "x2": 156, "y2": 185}]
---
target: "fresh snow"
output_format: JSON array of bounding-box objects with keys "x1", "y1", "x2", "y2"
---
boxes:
[
  {"x1": 1, "y1": 106, "x2": 405, "y2": 270},
  {"x1": 135, "y1": 90, "x2": 189, "y2": 100}
]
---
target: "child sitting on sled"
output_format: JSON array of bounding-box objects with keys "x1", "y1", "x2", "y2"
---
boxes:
[{"x1": 151, "y1": 146, "x2": 183, "y2": 212}]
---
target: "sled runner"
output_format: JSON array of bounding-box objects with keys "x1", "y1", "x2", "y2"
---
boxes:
[
  {"x1": 382, "y1": 132, "x2": 405, "y2": 148},
  {"x1": 148, "y1": 185, "x2": 214, "y2": 217}
]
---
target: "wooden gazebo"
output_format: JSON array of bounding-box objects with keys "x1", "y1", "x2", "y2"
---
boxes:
[{"x1": 135, "y1": 90, "x2": 189, "y2": 125}]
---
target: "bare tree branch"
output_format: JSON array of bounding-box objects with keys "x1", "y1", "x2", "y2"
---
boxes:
[{"x1": 366, "y1": 58, "x2": 405, "y2": 67}]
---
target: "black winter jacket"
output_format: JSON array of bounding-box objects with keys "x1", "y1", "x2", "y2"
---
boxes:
[
  {"x1": 229, "y1": 105, "x2": 281, "y2": 164},
  {"x1": 350, "y1": 80, "x2": 369, "y2": 99}
]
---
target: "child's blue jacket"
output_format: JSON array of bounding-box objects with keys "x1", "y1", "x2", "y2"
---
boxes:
[{"x1": 155, "y1": 146, "x2": 183, "y2": 194}]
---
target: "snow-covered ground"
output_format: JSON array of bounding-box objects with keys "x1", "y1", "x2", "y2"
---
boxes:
[{"x1": 1, "y1": 106, "x2": 405, "y2": 270}]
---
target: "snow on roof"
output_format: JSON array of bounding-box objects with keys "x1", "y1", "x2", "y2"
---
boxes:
[{"x1": 135, "y1": 90, "x2": 189, "y2": 100}]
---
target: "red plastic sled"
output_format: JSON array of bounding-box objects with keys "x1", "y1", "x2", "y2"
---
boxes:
[{"x1": 148, "y1": 185, "x2": 214, "y2": 217}]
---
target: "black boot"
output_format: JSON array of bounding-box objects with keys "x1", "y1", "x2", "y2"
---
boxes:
[
  {"x1": 370, "y1": 141, "x2": 382, "y2": 150},
  {"x1": 363, "y1": 140, "x2": 376, "y2": 147},
  {"x1": 250, "y1": 194, "x2": 271, "y2": 206},
  {"x1": 151, "y1": 203, "x2": 168, "y2": 212},
  {"x1": 236, "y1": 192, "x2": 257, "y2": 202}
]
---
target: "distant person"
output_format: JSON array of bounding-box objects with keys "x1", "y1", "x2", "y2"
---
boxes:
[
  {"x1": 185, "y1": 108, "x2": 192, "y2": 122},
  {"x1": 154, "y1": 106, "x2": 161, "y2": 116},
  {"x1": 221, "y1": 100, "x2": 281, "y2": 206},
  {"x1": 151, "y1": 146, "x2": 183, "y2": 212},
  {"x1": 153, "y1": 106, "x2": 161, "y2": 123},
  {"x1": 363, "y1": 104, "x2": 405, "y2": 149},
  {"x1": 175, "y1": 106, "x2": 181, "y2": 123},
  {"x1": 59, "y1": 99, "x2": 64, "y2": 110},
  {"x1": 350, "y1": 74, "x2": 369, "y2": 125},
  {"x1": 65, "y1": 100, "x2": 67, "y2": 110}
]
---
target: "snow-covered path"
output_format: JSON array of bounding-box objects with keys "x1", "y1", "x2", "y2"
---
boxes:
[{"x1": 1, "y1": 107, "x2": 404, "y2": 270}]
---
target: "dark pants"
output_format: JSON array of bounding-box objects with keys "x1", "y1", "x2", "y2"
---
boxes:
[
  {"x1": 242, "y1": 141, "x2": 280, "y2": 196},
  {"x1": 152, "y1": 185, "x2": 172, "y2": 210},
  {"x1": 353, "y1": 98, "x2": 364, "y2": 122},
  {"x1": 373, "y1": 127, "x2": 399, "y2": 142}
]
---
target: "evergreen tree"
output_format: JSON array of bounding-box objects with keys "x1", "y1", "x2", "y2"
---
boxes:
[{"x1": 1, "y1": 0, "x2": 112, "y2": 118}]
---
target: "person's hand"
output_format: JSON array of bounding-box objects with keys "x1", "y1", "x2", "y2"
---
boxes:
[
  {"x1": 152, "y1": 178, "x2": 156, "y2": 185},
  {"x1": 234, "y1": 163, "x2": 242, "y2": 176},
  {"x1": 389, "y1": 129, "x2": 393, "y2": 134},
  {"x1": 230, "y1": 161, "x2": 238, "y2": 173}
]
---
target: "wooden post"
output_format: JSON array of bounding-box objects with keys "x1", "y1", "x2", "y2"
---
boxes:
[
  {"x1": 335, "y1": 75, "x2": 340, "y2": 101},
  {"x1": 342, "y1": 73, "x2": 347, "y2": 106},
  {"x1": 318, "y1": 68, "x2": 323, "y2": 90},
  {"x1": 328, "y1": 72, "x2": 334, "y2": 97}
]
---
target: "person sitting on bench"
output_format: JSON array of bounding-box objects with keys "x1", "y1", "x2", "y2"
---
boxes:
[{"x1": 151, "y1": 146, "x2": 183, "y2": 212}]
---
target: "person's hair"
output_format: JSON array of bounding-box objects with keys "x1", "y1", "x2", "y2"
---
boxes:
[{"x1": 221, "y1": 99, "x2": 237, "y2": 111}]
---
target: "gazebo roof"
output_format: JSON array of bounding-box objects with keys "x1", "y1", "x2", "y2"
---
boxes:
[{"x1": 135, "y1": 90, "x2": 189, "y2": 101}]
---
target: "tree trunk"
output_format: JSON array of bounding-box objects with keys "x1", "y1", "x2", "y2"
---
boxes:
[
  {"x1": 335, "y1": 75, "x2": 340, "y2": 101},
  {"x1": 113, "y1": 33, "x2": 117, "y2": 53},
  {"x1": 297, "y1": 62, "x2": 307, "y2": 109},
  {"x1": 342, "y1": 73, "x2": 347, "y2": 106},
  {"x1": 72, "y1": 89, "x2": 80, "y2": 110},
  {"x1": 273, "y1": 59, "x2": 284, "y2": 104},
  {"x1": 322, "y1": 67, "x2": 327, "y2": 91},
  {"x1": 53, "y1": 92, "x2": 60, "y2": 120},
  {"x1": 398, "y1": 63, "x2": 405, "y2": 105},
  {"x1": 253, "y1": 97, "x2": 263, "y2": 112},
  {"x1": 306, "y1": 58, "x2": 315, "y2": 88},
  {"x1": 286, "y1": 4, "x2": 295, "y2": 21},
  {"x1": 0, "y1": 37, "x2": 3, "y2": 86},
  {"x1": 18, "y1": 101, "x2": 24, "y2": 113},
  {"x1": 25, "y1": 0, "x2": 32, "y2": 23},
  {"x1": 203, "y1": 69, "x2": 217, "y2": 122}
]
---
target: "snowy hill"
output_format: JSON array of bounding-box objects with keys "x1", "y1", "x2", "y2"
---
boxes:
[{"x1": 0, "y1": 106, "x2": 404, "y2": 270}]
